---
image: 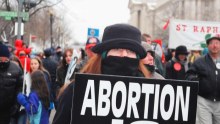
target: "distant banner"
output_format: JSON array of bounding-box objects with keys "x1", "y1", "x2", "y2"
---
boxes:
[
  {"x1": 72, "y1": 73, "x2": 199, "y2": 124},
  {"x1": 169, "y1": 19, "x2": 220, "y2": 50}
]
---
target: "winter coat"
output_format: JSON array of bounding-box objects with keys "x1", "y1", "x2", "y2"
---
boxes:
[
  {"x1": 55, "y1": 65, "x2": 75, "y2": 95},
  {"x1": 0, "y1": 61, "x2": 23, "y2": 116},
  {"x1": 52, "y1": 83, "x2": 74, "y2": 124},
  {"x1": 165, "y1": 57, "x2": 189, "y2": 80},
  {"x1": 150, "y1": 72, "x2": 164, "y2": 79},
  {"x1": 186, "y1": 54, "x2": 220, "y2": 101},
  {"x1": 42, "y1": 57, "x2": 58, "y2": 101},
  {"x1": 17, "y1": 92, "x2": 50, "y2": 124},
  {"x1": 42, "y1": 57, "x2": 58, "y2": 84}
]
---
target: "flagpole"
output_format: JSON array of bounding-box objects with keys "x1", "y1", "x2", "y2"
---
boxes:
[{"x1": 29, "y1": 34, "x2": 31, "y2": 47}]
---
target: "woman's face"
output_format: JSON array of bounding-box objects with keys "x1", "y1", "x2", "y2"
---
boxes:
[
  {"x1": 107, "y1": 48, "x2": 137, "y2": 58},
  {"x1": 65, "y1": 51, "x2": 73, "y2": 64},
  {"x1": 31, "y1": 59, "x2": 40, "y2": 72},
  {"x1": 141, "y1": 52, "x2": 154, "y2": 65}
]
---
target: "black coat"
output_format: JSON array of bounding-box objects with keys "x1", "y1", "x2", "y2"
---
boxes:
[
  {"x1": 0, "y1": 62, "x2": 23, "y2": 118},
  {"x1": 42, "y1": 57, "x2": 58, "y2": 83},
  {"x1": 165, "y1": 58, "x2": 188, "y2": 80},
  {"x1": 52, "y1": 83, "x2": 74, "y2": 124},
  {"x1": 186, "y1": 54, "x2": 220, "y2": 101}
]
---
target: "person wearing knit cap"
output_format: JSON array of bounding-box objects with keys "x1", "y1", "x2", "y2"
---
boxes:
[
  {"x1": 165, "y1": 45, "x2": 189, "y2": 80},
  {"x1": 53, "y1": 23, "x2": 151, "y2": 124},
  {"x1": 141, "y1": 41, "x2": 164, "y2": 79},
  {"x1": 0, "y1": 43, "x2": 23, "y2": 124},
  {"x1": 186, "y1": 36, "x2": 220, "y2": 124}
]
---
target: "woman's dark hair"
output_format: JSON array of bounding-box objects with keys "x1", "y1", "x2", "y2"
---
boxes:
[
  {"x1": 60, "y1": 48, "x2": 73, "y2": 68},
  {"x1": 31, "y1": 70, "x2": 50, "y2": 108}
]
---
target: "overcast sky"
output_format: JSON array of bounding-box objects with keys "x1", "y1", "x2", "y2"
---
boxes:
[{"x1": 55, "y1": 0, "x2": 130, "y2": 44}]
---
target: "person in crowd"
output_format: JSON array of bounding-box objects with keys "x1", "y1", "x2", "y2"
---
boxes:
[
  {"x1": 142, "y1": 33, "x2": 152, "y2": 44},
  {"x1": 30, "y1": 57, "x2": 53, "y2": 102},
  {"x1": 76, "y1": 37, "x2": 100, "y2": 71},
  {"x1": 202, "y1": 47, "x2": 209, "y2": 55},
  {"x1": 53, "y1": 46, "x2": 62, "y2": 63},
  {"x1": 80, "y1": 48, "x2": 86, "y2": 60},
  {"x1": 55, "y1": 48, "x2": 76, "y2": 100},
  {"x1": 186, "y1": 36, "x2": 220, "y2": 124},
  {"x1": 42, "y1": 48, "x2": 58, "y2": 102},
  {"x1": 141, "y1": 41, "x2": 164, "y2": 79},
  {"x1": 165, "y1": 45, "x2": 189, "y2": 80},
  {"x1": 6, "y1": 43, "x2": 16, "y2": 57},
  {"x1": 18, "y1": 50, "x2": 31, "y2": 72},
  {"x1": 141, "y1": 34, "x2": 165, "y2": 76},
  {"x1": 17, "y1": 70, "x2": 50, "y2": 124},
  {"x1": 10, "y1": 55, "x2": 23, "y2": 70},
  {"x1": 0, "y1": 43, "x2": 23, "y2": 124},
  {"x1": 52, "y1": 23, "x2": 153, "y2": 124},
  {"x1": 188, "y1": 50, "x2": 201, "y2": 66},
  {"x1": 165, "y1": 48, "x2": 175, "y2": 62},
  {"x1": 85, "y1": 37, "x2": 100, "y2": 58}
]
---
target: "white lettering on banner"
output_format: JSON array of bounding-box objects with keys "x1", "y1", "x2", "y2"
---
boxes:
[
  {"x1": 112, "y1": 81, "x2": 127, "y2": 118},
  {"x1": 97, "y1": 80, "x2": 111, "y2": 116},
  {"x1": 153, "y1": 85, "x2": 160, "y2": 119},
  {"x1": 112, "y1": 119, "x2": 159, "y2": 124},
  {"x1": 127, "y1": 83, "x2": 141, "y2": 118},
  {"x1": 112, "y1": 119, "x2": 123, "y2": 124},
  {"x1": 175, "y1": 86, "x2": 190, "y2": 121},
  {"x1": 142, "y1": 84, "x2": 155, "y2": 119},
  {"x1": 169, "y1": 19, "x2": 220, "y2": 50},
  {"x1": 160, "y1": 85, "x2": 175, "y2": 120},
  {"x1": 80, "y1": 80, "x2": 96, "y2": 116},
  {"x1": 80, "y1": 80, "x2": 191, "y2": 121}
]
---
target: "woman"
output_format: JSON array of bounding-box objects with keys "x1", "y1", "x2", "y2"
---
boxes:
[
  {"x1": 141, "y1": 41, "x2": 164, "y2": 79},
  {"x1": 17, "y1": 70, "x2": 50, "y2": 124},
  {"x1": 165, "y1": 45, "x2": 189, "y2": 80},
  {"x1": 30, "y1": 57, "x2": 51, "y2": 85},
  {"x1": 55, "y1": 48, "x2": 76, "y2": 99},
  {"x1": 30, "y1": 57, "x2": 53, "y2": 104},
  {"x1": 52, "y1": 23, "x2": 150, "y2": 124}
]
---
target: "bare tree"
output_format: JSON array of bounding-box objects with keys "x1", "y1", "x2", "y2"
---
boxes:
[{"x1": 0, "y1": 0, "x2": 64, "y2": 45}]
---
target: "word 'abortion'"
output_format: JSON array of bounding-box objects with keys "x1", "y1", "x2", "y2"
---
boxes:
[{"x1": 80, "y1": 80, "x2": 190, "y2": 121}]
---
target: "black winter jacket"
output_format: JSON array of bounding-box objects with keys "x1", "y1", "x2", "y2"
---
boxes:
[
  {"x1": 165, "y1": 58, "x2": 189, "y2": 80},
  {"x1": 0, "y1": 62, "x2": 23, "y2": 114},
  {"x1": 186, "y1": 54, "x2": 220, "y2": 101}
]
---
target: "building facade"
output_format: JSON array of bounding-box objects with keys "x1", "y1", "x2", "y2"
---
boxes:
[{"x1": 128, "y1": 0, "x2": 220, "y2": 43}]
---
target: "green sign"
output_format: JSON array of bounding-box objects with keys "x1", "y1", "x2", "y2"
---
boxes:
[{"x1": 0, "y1": 11, "x2": 29, "y2": 21}]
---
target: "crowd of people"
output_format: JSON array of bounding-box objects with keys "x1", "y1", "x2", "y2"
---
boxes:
[{"x1": 0, "y1": 23, "x2": 219, "y2": 124}]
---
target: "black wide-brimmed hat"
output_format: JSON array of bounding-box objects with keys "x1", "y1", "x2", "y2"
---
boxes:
[{"x1": 92, "y1": 23, "x2": 146, "y2": 59}]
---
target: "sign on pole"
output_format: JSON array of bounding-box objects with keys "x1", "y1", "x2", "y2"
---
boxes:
[
  {"x1": 14, "y1": 22, "x2": 24, "y2": 36},
  {"x1": 0, "y1": 11, "x2": 29, "y2": 21},
  {"x1": 169, "y1": 19, "x2": 220, "y2": 50},
  {"x1": 72, "y1": 73, "x2": 199, "y2": 124},
  {"x1": 88, "y1": 28, "x2": 99, "y2": 38}
]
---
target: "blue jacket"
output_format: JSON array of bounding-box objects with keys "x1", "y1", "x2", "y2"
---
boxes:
[{"x1": 17, "y1": 92, "x2": 49, "y2": 124}]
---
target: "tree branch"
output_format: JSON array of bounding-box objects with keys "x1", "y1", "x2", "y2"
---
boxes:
[{"x1": 30, "y1": 0, "x2": 63, "y2": 17}]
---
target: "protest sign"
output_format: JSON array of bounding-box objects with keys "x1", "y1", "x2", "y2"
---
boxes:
[
  {"x1": 72, "y1": 73, "x2": 198, "y2": 124},
  {"x1": 169, "y1": 19, "x2": 220, "y2": 50}
]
